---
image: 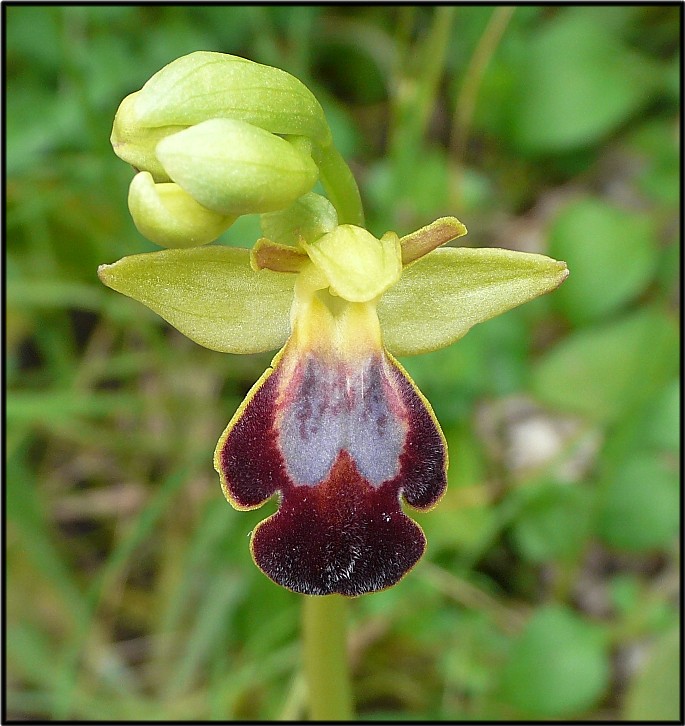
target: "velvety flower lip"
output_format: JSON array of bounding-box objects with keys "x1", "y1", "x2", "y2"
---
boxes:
[{"x1": 215, "y1": 336, "x2": 447, "y2": 596}]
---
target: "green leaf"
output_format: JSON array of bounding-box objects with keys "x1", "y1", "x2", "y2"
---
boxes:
[
  {"x1": 604, "y1": 379, "x2": 682, "y2": 464},
  {"x1": 532, "y1": 308, "x2": 679, "y2": 422},
  {"x1": 596, "y1": 379, "x2": 680, "y2": 507},
  {"x1": 623, "y1": 627, "x2": 680, "y2": 721},
  {"x1": 596, "y1": 453, "x2": 678, "y2": 552},
  {"x1": 549, "y1": 197, "x2": 659, "y2": 325},
  {"x1": 378, "y1": 247, "x2": 568, "y2": 356},
  {"x1": 511, "y1": 483, "x2": 593, "y2": 563},
  {"x1": 98, "y1": 246, "x2": 295, "y2": 354},
  {"x1": 499, "y1": 606, "x2": 610, "y2": 717},
  {"x1": 512, "y1": 10, "x2": 659, "y2": 151},
  {"x1": 628, "y1": 119, "x2": 681, "y2": 206},
  {"x1": 638, "y1": 378, "x2": 680, "y2": 453}
]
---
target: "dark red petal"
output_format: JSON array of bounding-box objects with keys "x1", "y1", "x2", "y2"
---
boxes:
[
  {"x1": 215, "y1": 347, "x2": 447, "y2": 595},
  {"x1": 387, "y1": 356, "x2": 448, "y2": 510},
  {"x1": 251, "y1": 451, "x2": 426, "y2": 596},
  {"x1": 216, "y1": 361, "x2": 288, "y2": 509}
]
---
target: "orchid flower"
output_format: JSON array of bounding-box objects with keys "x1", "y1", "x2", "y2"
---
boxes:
[{"x1": 99, "y1": 52, "x2": 568, "y2": 596}]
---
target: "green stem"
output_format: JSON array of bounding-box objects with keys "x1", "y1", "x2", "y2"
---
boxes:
[
  {"x1": 315, "y1": 143, "x2": 365, "y2": 227},
  {"x1": 388, "y1": 7, "x2": 455, "y2": 210},
  {"x1": 449, "y1": 6, "x2": 515, "y2": 161},
  {"x1": 302, "y1": 594, "x2": 354, "y2": 720},
  {"x1": 413, "y1": 6, "x2": 456, "y2": 140}
]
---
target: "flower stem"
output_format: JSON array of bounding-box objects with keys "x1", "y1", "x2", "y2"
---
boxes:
[
  {"x1": 302, "y1": 594, "x2": 354, "y2": 720},
  {"x1": 315, "y1": 143, "x2": 365, "y2": 227}
]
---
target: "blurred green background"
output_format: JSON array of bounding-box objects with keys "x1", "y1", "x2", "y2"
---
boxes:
[{"x1": 6, "y1": 5, "x2": 680, "y2": 721}]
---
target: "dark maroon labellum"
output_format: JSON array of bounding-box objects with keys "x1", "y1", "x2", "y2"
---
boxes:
[{"x1": 216, "y1": 348, "x2": 447, "y2": 596}]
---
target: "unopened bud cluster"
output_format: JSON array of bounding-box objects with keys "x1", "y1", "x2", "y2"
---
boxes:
[{"x1": 111, "y1": 52, "x2": 331, "y2": 248}]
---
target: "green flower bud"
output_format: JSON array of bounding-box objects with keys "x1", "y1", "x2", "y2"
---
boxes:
[
  {"x1": 156, "y1": 119, "x2": 319, "y2": 216},
  {"x1": 110, "y1": 93, "x2": 185, "y2": 181},
  {"x1": 128, "y1": 172, "x2": 236, "y2": 248},
  {"x1": 130, "y1": 51, "x2": 331, "y2": 146}
]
